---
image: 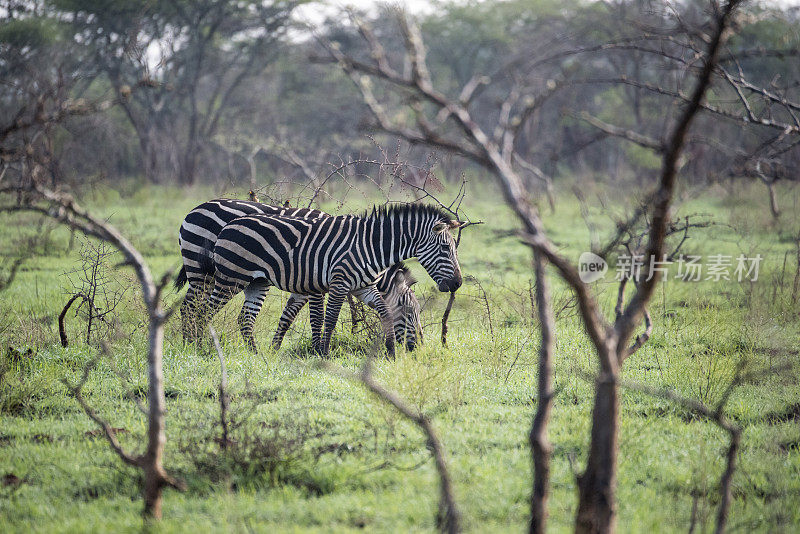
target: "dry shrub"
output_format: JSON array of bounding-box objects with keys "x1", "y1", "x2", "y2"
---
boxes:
[{"x1": 176, "y1": 405, "x2": 339, "y2": 495}]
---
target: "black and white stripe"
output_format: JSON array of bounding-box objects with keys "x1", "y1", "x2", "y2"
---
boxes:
[
  {"x1": 270, "y1": 261, "x2": 422, "y2": 350},
  {"x1": 203, "y1": 204, "x2": 462, "y2": 356},
  {"x1": 176, "y1": 199, "x2": 423, "y2": 350}
]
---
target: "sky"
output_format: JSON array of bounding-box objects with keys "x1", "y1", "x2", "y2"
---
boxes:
[
  {"x1": 292, "y1": 0, "x2": 800, "y2": 40},
  {"x1": 294, "y1": 0, "x2": 436, "y2": 28},
  {"x1": 294, "y1": 0, "x2": 800, "y2": 26}
]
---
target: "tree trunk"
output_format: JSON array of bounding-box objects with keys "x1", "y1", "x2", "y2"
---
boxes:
[
  {"x1": 138, "y1": 127, "x2": 165, "y2": 185},
  {"x1": 529, "y1": 251, "x2": 555, "y2": 534},
  {"x1": 247, "y1": 149, "x2": 258, "y2": 191},
  {"x1": 714, "y1": 429, "x2": 740, "y2": 534},
  {"x1": 575, "y1": 359, "x2": 620, "y2": 534},
  {"x1": 766, "y1": 180, "x2": 780, "y2": 220},
  {"x1": 180, "y1": 83, "x2": 201, "y2": 186},
  {"x1": 180, "y1": 141, "x2": 198, "y2": 186},
  {"x1": 142, "y1": 313, "x2": 167, "y2": 519}
]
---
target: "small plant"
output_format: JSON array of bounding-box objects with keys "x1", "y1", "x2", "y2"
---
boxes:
[
  {"x1": 61, "y1": 236, "x2": 127, "y2": 346},
  {"x1": 176, "y1": 404, "x2": 337, "y2": 495}
]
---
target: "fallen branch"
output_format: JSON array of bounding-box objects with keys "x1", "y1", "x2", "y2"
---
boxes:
[{"x1": 58, "y1": 293, "x2": 84, "y2": 347}]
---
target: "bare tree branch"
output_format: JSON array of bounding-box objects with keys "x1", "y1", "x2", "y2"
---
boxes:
[
  {"x1": 616, "y1": 375, "x2": 747, "y2": 534},
  {"x1": 209, "y1": 326, "x2": 231, "y2": 449},
  {"x1": 0, "y1": 256, "x2": 25, "y2": 292},
  {"x1": 327, "y1": 4, "x2": 743, "y2": 532},
  {"x1": 572, "y1": 111, "x2": 663, "y2": 152},
  {"x1": 321, "y1": 356, "x2": 462, "y2": 533},
  {"x1": 616, "y1": 1, "x2": 743, "y2": 358},
  {"x1": 62, "y1": 357, "x2": 140, "y2": 467},
  {"x1": 1, "y1": 183, "x2": 184, "y2": 518}
]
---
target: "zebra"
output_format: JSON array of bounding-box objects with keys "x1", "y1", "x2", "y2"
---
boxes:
[
  {"x1": 175, "y1": 199, "x2": 423, "y2": 350},
  {"x1": 271, "y1": 261, "x2": 422, "y2": 351},
  {"x1": 202, "y1": 204, "x2": 462, "y2": 357}
]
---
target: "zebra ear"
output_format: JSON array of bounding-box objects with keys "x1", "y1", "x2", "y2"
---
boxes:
[
  {"x1": 447, "y1": 220, "x2": 464, "y2": 229},
  {"x1": 404, "y1": 271, "x2": 418, "y2": 287}
]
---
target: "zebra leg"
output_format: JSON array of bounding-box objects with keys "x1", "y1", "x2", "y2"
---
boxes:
[
  {"x1": 271, "y1": 294, "x2": 309, "y2": 350},
  {"x1": 197, "y1": 282, "x2": 239, "y2": 340},
  {"x1": 321, "y1": 285, "x2": 348, "y2": 357},
  {"x1": 308, "y1": 294, "x2": 325, "y2": 353},
  {"x1": 181, "y1": 281, "x2": 212, "y2": 343},
  {"x1": 353, "y1": 285, "x2": 396, "y2": 358},
  {"x1": 180, "y1": 284, "x2": 199, "y2": 343},
  {"x1": 238, "y1": 281, "x2": 269, "y2": 353}
]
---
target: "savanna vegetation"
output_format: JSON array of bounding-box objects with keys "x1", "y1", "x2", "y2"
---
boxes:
[
  {"x1": 2, "y1": 0, "x2": 800, "y2": 532},
  {"x1": 1, "y1": 179, "x2": 799, "y2": 532}
]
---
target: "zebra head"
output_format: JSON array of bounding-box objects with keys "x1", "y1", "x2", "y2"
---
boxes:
[
  {"x1": 381, "y1": 263, "x2": 423, "y2": 350},
  {"x1": 408, "y1": 208, "x2": 463, "y2": 293}
]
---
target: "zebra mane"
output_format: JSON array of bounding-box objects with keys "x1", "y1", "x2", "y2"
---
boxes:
[
  {"x1": 385, "y1": 260, "x2": 409, "y2": 276},
  {"x1": 364, "y1": 203, "x2": 454, "y2": 223}
]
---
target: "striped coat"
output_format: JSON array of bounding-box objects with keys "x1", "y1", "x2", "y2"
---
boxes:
[
  {"x1": 204, "y1": 204, "x2": 462, "y2": 356},
  {"x1": 176, "y1": 199, "x2": 422, "y2": 351}
]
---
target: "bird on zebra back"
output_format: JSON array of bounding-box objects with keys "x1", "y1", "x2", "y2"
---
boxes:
[
  {"x1": 204, "y1": 204, "x2": 463, "y2": 357},
  {"x1": 175, "y1": 198, "x2": 423, "y2": 351}
]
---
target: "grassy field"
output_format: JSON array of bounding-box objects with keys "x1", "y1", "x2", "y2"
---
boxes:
[{"x1": 1, "y1": 178, "x2": 799, "y2": 533}]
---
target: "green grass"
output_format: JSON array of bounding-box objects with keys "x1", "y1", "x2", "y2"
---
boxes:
[{"x1": 1, "y1": 178, "x2": 799, "y2": 533}]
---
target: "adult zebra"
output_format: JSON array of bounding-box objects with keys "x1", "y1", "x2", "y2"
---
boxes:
[
  {"x1": 204, "y1": 204, "x2": 462, "y2": 356},
  {"x1": 176, "y1": 199, "x2": 422, "y2": 350}
]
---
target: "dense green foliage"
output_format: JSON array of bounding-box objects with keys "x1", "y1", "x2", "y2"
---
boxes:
[
  {"x1": 2, "y1": 0, "x2": 799, "y2": 187},
  {"x1": 1, "y1": 180, "x2": 799, "y2": 532}
]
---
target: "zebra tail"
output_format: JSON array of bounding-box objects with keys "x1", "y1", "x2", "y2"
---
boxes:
[
  {"x1": 198, "y1": 240, "x2": 215, "y2": 277},
  {"x1": 173, "y1": 266, "x2": 188, "y2": 290}
]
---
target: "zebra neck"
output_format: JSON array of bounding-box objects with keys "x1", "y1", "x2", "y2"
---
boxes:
[{"x1": 364, "y1": 214, "x2": 416, "y2": 268}]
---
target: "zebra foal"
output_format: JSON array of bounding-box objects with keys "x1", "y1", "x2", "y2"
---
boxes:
[
  {"x1": 176, "y1": 199, "x2": 422, "y2": 350},
  {"x1": 204, "y1": 204, "x2": 462, "y2": 356}
]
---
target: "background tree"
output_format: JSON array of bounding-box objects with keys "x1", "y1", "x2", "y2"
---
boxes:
[{"x1": 50, "y1": 0, "x2": 299, "y2": 184}]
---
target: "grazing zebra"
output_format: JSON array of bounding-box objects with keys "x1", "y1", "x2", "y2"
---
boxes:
[
  {"x1": 272, "y1": 261, "x2": 422, "y2": 351},
  {"x1": 203, "y1": 204, "x2": 462, "y2": 356},
  {"x1": 175, "y1": 199, "x2": 423, "y2": 350}
]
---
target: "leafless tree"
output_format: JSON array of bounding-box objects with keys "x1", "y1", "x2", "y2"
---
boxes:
[
  {"x1": 63, "y1": 237, "x2": 128, "y2": 345},
  {"x1": 322, "y1": 2, "x2": 742, "y2": 531},
  {"x1": 0, "y1": 86, "x2": 183, "y2": 519},
  {"x1": 20, "y1": 187, "x2": 184, "y2": 519}
]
